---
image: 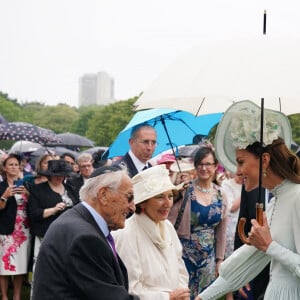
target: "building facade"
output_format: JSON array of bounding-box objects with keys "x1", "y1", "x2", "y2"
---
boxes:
[{"x1": 79, "y1": 71, "x2": 115, "y2": 106}]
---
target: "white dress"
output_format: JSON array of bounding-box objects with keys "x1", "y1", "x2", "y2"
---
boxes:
[
  {"x1": 221, "y1": 178, "x2": 241, "y2": 257},
  {"x1": 113, "y1": 213, "x2": 189, "y2": 300},
  {"x1": 199, "y1": 180, "x2": 300, "y2": 300},
  {"x1": 0, "y1": 194, "x2": 30, "y2": 275}
]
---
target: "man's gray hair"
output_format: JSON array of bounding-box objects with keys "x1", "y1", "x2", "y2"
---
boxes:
[
  {"x1": 76, "y1": 152, "x2": 93, "y2": 165},
  {"x1": 79, "y1": 167, "x2": 128, "y2": 201}
]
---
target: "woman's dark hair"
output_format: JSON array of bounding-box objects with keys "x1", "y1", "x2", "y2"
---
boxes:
[
  {"x1": 135, "y1": 204, "x2": 143, "y2": 214},
  {"x1": 61, "y1": 152, "x2": 76, "y2": 162},
  {"x1": 193, "y1": 144, "x2": 218, "y2": 167},
  {"x1": 247, "y1": 137, "x2": 300, "y2": 183}
]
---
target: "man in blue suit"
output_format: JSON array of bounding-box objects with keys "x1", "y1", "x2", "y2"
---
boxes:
[
  {"x1": 31, "y1": 166, "x2": 139, "y2": 300},
  {"x1": 114, "y1": 124, "x2": 157, "y2": 178}
]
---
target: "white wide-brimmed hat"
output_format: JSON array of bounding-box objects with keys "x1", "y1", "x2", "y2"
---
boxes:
[
  {"x1": 215, "y1": 100, "x2": 292, "y2": 173},
  {"x1": 132, "y1": 164, "x2": 177, "y2": 205}
]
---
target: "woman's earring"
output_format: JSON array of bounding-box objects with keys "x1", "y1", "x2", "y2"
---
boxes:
[{"x1": 262, "y1": 170, "x2": 267, "y2": 177}]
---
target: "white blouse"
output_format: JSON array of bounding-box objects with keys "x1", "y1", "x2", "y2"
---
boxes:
[{"x1": 199, "y1": 180, "x2": 300, "y2": 300}]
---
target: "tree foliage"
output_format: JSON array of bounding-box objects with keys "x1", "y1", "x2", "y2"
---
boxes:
[
  {"x1": 0, "y1": 91, "x2": 299, "y2": 152},
  {"x1": 0, "y1": 94, "x2": 23, "y2": 121},
  {"x1": 86, "y1": 98, "x2": 137, "y2": 146},
  {"x1": 288, "y1": 114, "x2": 300, "y2": 145}
]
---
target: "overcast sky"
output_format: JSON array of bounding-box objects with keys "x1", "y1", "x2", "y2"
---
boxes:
[{"x1": 1, "y1": 0, "x2": 300, "y2": 107}]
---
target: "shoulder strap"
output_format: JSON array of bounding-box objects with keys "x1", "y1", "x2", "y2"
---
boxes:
[{"x1": 174, "y1": 183, "x2": 192, "y2": 230}]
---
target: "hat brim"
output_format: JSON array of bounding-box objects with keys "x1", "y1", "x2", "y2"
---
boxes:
[
  {"x1": 215, "y1": 100, "x2": 292, "y2": 173},
  {"x1": 38, "y1": 170, "x2": 75, "y2": 177}
]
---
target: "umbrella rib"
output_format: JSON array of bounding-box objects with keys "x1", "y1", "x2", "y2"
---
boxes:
[{"x1": 159, "y1": 116, "x2": 182, "y2": 172}]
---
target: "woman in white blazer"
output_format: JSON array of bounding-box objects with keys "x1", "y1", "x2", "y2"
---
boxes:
[{"x1": 113, "y1": 164, "x2": 190, "y2": 300}]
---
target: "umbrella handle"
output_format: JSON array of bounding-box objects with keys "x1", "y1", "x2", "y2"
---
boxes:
[{"x1": 237, "y1": 203, "x2": 264, "y2": 245}]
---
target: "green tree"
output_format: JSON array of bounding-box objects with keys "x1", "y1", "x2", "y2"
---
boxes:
[
  {"x1": 26, "y1": 104, "x2": 79, "y2": 133},
  {"x1": 288, "y1": 114, "x2": 300, "y2": 145},
  {"x1": 0, "y1": 94, "x2": 23, "y2": 121},
  {"x1": 70, "y1": 105, "x2": 103, "y2": 136},
  {"x1": 87, "y1": 98, "x2": 137, "y2": 146}
]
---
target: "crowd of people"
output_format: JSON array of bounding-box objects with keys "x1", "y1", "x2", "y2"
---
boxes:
[{"x1": 0, "y1": 101, "x2": 299, "y2": 300}]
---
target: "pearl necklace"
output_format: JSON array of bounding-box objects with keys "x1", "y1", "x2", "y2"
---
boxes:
[{"x1": 196, "y1": 185, "x2": 213, "y2": 194}]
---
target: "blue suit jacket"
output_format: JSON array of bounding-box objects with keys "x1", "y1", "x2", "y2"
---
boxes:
[{"x1": 32, "y1": 203, "x2": 139, "y2": 300}]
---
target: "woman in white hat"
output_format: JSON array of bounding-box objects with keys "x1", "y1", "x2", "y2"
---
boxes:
[{"x1": 113, "y1": 164, "x2": 190, "y2": 300}]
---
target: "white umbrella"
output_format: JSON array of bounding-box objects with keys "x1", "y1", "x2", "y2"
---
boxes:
[
  {"x1": 134, "y1": 37, "x2": 300, "y2": 116},
  {"x1": 9, "y1": 141, "x2": 42, "y2": 153}
]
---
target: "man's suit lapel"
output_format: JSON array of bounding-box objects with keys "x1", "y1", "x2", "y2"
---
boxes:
[
  {"x1": 123, "y1": 154, "x2": 138, "y2": 177},
  {"x1": 74, "y1": 203, "x2": 129, "y2": 287}
]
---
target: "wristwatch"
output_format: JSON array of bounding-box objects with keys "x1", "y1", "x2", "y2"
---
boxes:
[{"x1": 0, "y1": 197, "x2": 7, "y2": 203}]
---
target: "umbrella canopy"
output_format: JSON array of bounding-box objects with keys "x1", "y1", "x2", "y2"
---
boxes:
[
  {"x1": 177, "y1": 145, "x2": 201, "y2": 158},
  {"x1": 9, "y1": 141, "x2": 42, "y2": 153},
  {"x1": 29, "y1": 146, "x2": 79, "y2": 169},
  {"x1": 82, "y1": 146, "x2": 108, "y2": 155},
  {"x1": 30, "y1": 146, "x2": 79, "y2": 159},
  {"x1": 134, "y1": 37, "x2": 299, "y2": 116},
  {"x1": 103, "y1": 108, "x2": 222, "y2": 159},
  {"x1": 48, "y1": 132, "x2": 95, "y2": 147},
  {"x1": 0, "y1": 122, "x2": 61, "y2": 145}
]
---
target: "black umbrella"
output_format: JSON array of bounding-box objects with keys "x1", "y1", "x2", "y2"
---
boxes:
[
  {"x1": 48, "y1": 132, "x2": 95, "y2": 148},
  {"x1": 82, "y1": 146, "x2": 108, "y2": 155},
  {"x1": 0, "y1": 122, "x2": 61, "y2": 145},
  {"x1": 30, "y1": 146, "x2": 79, "y2": 159}
]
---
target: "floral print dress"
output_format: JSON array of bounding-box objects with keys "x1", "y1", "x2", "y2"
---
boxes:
[
  {"x1": 0, "y1": 193, "x2": 30, "y2": 275},
  {"x1": 180, "y1": 186, "x2": 224, "y2": 299}
]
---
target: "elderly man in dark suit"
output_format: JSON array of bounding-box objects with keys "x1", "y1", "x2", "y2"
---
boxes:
[
  {"x1": 31, "y1": 166, "x2": 139, "y2": 300},
  {"x1": 114, "y1": 124, "x2": 157, "y2": 178}
]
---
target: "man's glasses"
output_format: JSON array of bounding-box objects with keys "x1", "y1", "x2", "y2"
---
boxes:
[
  {"x1": 138, "y1": 139, "x2": 158, "y2": 146},
  {"x1": 109, "y1": 188, "x2": 134, "y2": 203},
  {"x1": 196, "y1": 163, "x2": 216, "y2": 169}
]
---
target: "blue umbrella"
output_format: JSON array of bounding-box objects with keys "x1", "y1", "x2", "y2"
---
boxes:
[{"x1": 103, "y1": 108, "x2": 222, "y2": 159}]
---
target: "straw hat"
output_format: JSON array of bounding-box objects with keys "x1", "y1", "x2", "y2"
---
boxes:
[{"x1": 132, "y1": 164, "x2": 176, "y2": 205}]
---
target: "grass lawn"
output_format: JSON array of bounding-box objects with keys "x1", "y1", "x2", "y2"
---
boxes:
[{"x1": 8, "y1": 285, "x2": 30, "y2": 300}]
